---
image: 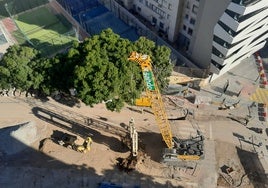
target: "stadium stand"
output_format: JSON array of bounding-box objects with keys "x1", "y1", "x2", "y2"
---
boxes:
[{"x1": 57, "y1": 0, "x2": 139, "y2": 41}]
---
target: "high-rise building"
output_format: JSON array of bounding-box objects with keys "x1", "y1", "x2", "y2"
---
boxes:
[
  {"x1": 105, "y1": 0, "x2": 268, "y2": 81},
  {"x1": 131, "y1": 0, "x2": 183, "y2": 42},
  {"x1": 210, "y1": 0, "x2": 268, "y2": 81}
]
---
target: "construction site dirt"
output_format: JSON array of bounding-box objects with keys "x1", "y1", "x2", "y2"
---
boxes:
[
  {"x1": 0, "y1": 90, "x2": 267, "y2": 188},
  {"x1": 1, "y1": 55, "x2": 268, "y2": 187}
]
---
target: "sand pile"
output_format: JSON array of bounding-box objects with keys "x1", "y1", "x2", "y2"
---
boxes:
[{"x1": 0, "y1": 121, "x2": 44, "y2": 155}]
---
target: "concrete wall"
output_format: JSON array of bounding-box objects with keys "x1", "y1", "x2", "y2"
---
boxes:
[
  {"x1": 190, "y1": 0, "x2": 230, "y2": 69},
  {"x1": 167, "y1": 0, "x2": 183, "y2": 42}
]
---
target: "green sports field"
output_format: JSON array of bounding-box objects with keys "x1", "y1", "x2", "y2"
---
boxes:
[{"x1": 13, "y1": 6, "x2": 77, "y2": 56}]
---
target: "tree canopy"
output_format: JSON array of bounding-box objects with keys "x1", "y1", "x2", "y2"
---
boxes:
[
  {"x1": 0, "y1": 29, "x2": 173, "y2": 111},
  {"x1": 72, "y1": 29, "x2": 143, "y2": 111},
  {"x1": 0, "y1": 45, "x2": 44, "y2": 91}
]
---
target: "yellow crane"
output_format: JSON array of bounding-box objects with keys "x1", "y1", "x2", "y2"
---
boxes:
[
  {"x1": 128, "y1": 52, "x2": 173, "y2": 148},
  {"x1": 128, "y1": 52, "x2": 203, "y2": 162}
]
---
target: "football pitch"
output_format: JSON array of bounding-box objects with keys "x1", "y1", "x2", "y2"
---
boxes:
[{"x1": 13, "y1": 6, "x2": 77, "y2": 56}]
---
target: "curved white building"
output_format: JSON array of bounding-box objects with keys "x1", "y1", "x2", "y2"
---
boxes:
[{"x1": 210, "y1": 0, "x2": 268, "y2": 81}]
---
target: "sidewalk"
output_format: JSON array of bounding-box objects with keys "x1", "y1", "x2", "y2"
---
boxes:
[{"x1": 197, "y1": 52, "x2": 268, "y2": 183}]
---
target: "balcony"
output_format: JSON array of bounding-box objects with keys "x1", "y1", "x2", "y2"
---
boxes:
[{"x1": 232, "y1": 0, "x2": 261, "y2": 7}]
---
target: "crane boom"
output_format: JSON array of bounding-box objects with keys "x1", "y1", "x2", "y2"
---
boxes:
[{"x1": 128, "y1": 52, "x2": 173, "y2": 149}]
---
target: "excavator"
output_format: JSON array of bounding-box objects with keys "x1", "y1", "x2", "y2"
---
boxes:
[
  {"x1": 128, "y1": 52, "x2": 204, "y2": 164},
  {"x1": 53, "y1": 131, "x2": 92, "y2": 153}
]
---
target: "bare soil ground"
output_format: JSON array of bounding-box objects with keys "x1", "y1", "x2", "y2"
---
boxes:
[
  {"x1": 0, "y1": 89, "x2": 267, "y2": 188},
  {"x1": 0, "y1": 96, "x2": 189, "y2": 187}
]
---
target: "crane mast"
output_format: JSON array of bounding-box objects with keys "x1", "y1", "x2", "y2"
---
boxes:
[{"x1": 128, "y1": 51, "x2": 173, "y2": 149}]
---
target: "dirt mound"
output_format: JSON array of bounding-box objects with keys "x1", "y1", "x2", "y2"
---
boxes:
[
  {"x1": 117, "y1": 155, "x2": 138, "y2": 172},
  {"x1": 0, "y1": 121, "x2": 45, "y2": 155}
]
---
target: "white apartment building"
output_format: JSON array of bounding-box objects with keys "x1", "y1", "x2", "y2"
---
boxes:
[
  {"x1": 210, "y1": 0, "x2": 268, "y2": 81},
  {"x1": 117, "y1": 0, "x2": 184, "y2": 42},
  {"x1": 177, "y1": 0, "x2": 200, "y2": 52},
  {"x1": 102, "y1": 0, "x2": 268, "y2": 82},
  {"x1": 178, "y1": 0, "x2": 268, "y2": 81}
]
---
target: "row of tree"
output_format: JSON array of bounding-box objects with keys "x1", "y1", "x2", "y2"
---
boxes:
[{"x1": 0, "y1": 29, "x2": 173, "y2": 111}]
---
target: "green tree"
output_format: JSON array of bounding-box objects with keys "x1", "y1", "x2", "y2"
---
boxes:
[
  {"x1": 134, "y1": 37, "x2": 173, "y2": 90},
  {"x1": 71, "y1": 29, "x2": 173, "y2": 111},
  {"x1": 33, "y1": 57, "x2": 54, "y2": 95},
  {"x1": 73, "y1": 29, "x2": 140, "y2": 111},
  {"x1": 0, "y1": 29, "x2": 173, "y2": 112},
  {"x1": 0, "y1": 45, "x2": 44, "y2": 91}
]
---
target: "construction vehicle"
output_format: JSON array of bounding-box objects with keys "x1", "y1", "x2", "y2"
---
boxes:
[
  {"x1": 75, "y1": 137, "x2": 93, "y2": 153},
  {"x1": 52, "y1": 131, "x2": 92, "y2": 153},
  {"x1": 128, "y1": 52, "x2": 203, "y2": 163}
]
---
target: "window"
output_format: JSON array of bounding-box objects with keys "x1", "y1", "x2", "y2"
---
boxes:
[
  {"x1": 150, "y1": 5, "x2": 166, "y2": 18},
  {"x1": 167, "y1": 14, "x2": 170, "y2": 19},
  {"x1": 168, "y1": 3, "x2": 172, "y2": 10},
  {"x1": 185, "y1": 14, "x2": 189, "y2": 20},
  {"x1": 211, "y1": 59, "x2": 224, "y2": 70},
  {"x1": 192, "y1": 5, "x2": 198, "y2": 14},
  {"x1": 212, "y1": 46, "x2": 224, "y2": 58},
  {"x1": 183, "y1": 25, "x2": 187, "y2": 31},
  {"x1": 137, "y1": 6, "x2": 141, "y2": 11},
  {"x1": 186, "y1": 1, "x2": 190, "y2": 9},
  {"x1": 190, "y1": 18, "x2": 195, "y2": 25},
  {"x1": 187, "y1": 28, "x2": 193, "y2": 35},
  {"x1": 139, "y1": 0, "x2": 143, "y2": 3},
  {"x1": 152, "y1": 17, "x2": 157, "y2": 25},
  {"x1": 152, "y1": 4, "x2": 156, "y2": 11},
  {"x1": 159, "y1": 22, "x2": 164, "y2": 29}
]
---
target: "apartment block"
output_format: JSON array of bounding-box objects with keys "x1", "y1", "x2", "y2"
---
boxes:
[
  {"x1": 210, "y1": 0, "x2": 268, "y2": 81},
  {"x1": 102, "y1": 0, "x2": 268, "y2": 82},
  {"x1": 178, "y1": 0, "x2": 229, "y2": 69},
  {"x1": 117, "y1": 0, "x2": 184, "y2": 42}
]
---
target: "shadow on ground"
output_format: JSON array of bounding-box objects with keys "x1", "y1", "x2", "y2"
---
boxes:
[
  {"x1": 51, "y1": 92, "x2": 81, "y2": 108},
  {"x1": 236, "y1": 147, "x2": 268, "y2": 187},
  {"x1": 138, "y1": 131, "x2": 166, "y2": 162},
  {"x1": 31, "y1": 107, "x2": 126, "y2": 153},
  {"x1": 210, "y1": 85, "x2": 241, "y2": 97},
  {"x1": 0, "y1": 124, "x2": 182, "y2": 187}
]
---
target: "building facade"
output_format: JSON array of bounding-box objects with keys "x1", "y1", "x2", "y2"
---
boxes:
[
  {"x1": 210, "y1": 0, "x2": 268, "y2": 81},
  {"x1": 116, "y1": 0, "x2": 184, "y2": 42},
  {"x1": 101, "y1": 0, "x2": 268, "y2": 82}
]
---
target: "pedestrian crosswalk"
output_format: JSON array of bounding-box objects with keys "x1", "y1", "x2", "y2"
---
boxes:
[{"x1": 250, "y1": 88, "x2": 268, "y2": 104}]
